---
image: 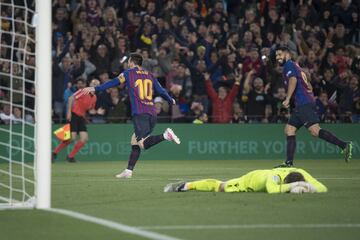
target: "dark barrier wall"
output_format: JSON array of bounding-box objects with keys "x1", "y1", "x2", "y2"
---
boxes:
[{"x1": 1, "y1": 124, "x2": 359, "y2": 162}]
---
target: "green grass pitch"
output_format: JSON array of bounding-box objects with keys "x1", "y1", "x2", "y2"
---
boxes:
[{"x1": 1, "y1": 160, "x2": 360, "y2": 240}]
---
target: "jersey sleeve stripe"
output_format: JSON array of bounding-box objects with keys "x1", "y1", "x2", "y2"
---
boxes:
[{"x1": 74, "y1": 89, "x2": 84, "y2": 99}]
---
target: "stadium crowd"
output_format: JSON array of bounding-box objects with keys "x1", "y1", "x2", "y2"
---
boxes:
[
  {"x1": 0, "y1": 0, "x2": 36, "y2": 125},
  {"x1": 0, "y1": 0, "x2": 360, "y2": 124}
]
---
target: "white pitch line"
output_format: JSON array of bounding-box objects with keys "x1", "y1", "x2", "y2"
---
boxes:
[
  {"x1": 52, "y1": 178, "x2": 157, "y2": 184},
  {"x1": 317, "y1": 177, "x2": 360, "y2": 180},
  {"x1": 45, "y1": 208, "x2": 181, "y2": 240},
  {"x1": 138, "y1": 223, "x2": 360, "y2": 230}
]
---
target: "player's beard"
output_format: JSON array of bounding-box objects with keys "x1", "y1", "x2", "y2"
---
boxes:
[{"x1": 277, "y1": 58, "x2": 285, "y2": 66}]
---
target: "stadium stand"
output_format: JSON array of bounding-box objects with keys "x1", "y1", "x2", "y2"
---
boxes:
[{"x1": 1, "y1": 0, "x2": 359, "y2": 124}]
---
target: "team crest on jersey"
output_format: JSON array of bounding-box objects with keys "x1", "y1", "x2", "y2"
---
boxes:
[{"x1": 272, "y1": 175, "x2": 281, "y2": 183}]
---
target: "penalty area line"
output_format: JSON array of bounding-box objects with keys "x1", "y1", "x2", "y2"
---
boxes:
[
  {"x1": 45, "y1": 208, "x2": 181, "y2": 240},
  {"x1": 137, "y1": 223, "x2": 360, "y2": 230}
]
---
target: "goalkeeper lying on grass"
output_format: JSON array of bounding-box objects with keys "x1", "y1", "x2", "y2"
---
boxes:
[{"x1": 164, "y1": 168, "x2": 327, "y2": 194}]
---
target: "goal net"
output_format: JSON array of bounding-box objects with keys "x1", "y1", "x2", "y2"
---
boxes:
[{"x1": 0, "y1": 0, "x2": 51, "y2": 209}]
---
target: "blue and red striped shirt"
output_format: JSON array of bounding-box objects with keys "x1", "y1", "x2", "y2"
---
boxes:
[
  {"x1": 283, "y1": 60, "x2": 315, "y2": 106},
  {"x1": 120, "y1": 67, "x2": 173, "y2": 116}
]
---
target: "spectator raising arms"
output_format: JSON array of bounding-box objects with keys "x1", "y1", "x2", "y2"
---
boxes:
[
  {"x1": 204, "y1": 72, "x2": 241, "y2": 123},
  {"x1": 3, "y1": 0, "x2": 359, "y2": 126}
]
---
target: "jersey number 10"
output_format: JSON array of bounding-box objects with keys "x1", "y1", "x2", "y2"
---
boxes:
[{"x1": 135, "y1": 79, "x2": 153, "y2": 100}]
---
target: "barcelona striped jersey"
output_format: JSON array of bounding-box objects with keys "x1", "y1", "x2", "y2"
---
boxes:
[
  {"x1": 119, "y1": 67, "x2": 172, "y2": 116},
  {"x1": 283, "y1": 60, "x2": 315, "y2": 106}
]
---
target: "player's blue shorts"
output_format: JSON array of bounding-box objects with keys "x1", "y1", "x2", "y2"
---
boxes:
[
  {"x1": 288, "y1": 103, "x2": 319, "y2": 129},
  {"x1": 132, "y1": 113, "x2": 157, "y2": 141}
]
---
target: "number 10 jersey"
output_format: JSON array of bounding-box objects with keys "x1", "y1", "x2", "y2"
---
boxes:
[{"x1": 119, "y1": 67, "x2": 173, "y2": 116}]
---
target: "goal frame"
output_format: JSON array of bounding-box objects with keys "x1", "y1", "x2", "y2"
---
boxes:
[{"x1": 35, "y1": 0, "x2": 52, "y2": 209}]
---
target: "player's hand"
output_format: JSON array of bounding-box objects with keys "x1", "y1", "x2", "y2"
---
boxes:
[
  {"x1": 290, "y1": 181, "x2": 317, "y2": 193},
  {"x1": 304, "y1": 182, "x2": 316, "y2": 193},
  {"x1": 282, "y1": 98, "x2": 290, "y2": 108},
  {"x1": 81, "y1": 87, "x2": 96, "y2": 96}
]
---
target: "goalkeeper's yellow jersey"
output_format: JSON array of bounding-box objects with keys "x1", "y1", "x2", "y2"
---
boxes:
[{"x1": 224, "y1": 168, "x2": 327, "y2": 193}]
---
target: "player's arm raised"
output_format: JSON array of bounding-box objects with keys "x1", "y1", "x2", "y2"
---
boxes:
[
  {"x1": 283, "y1": 76, "x2": 296, "y2": 108},
  {"x1": 82, "y1": 74, "x2": 125, "y2": 95},
  {"x1": 153, "y1": 78, "x2": 176, "y2": 105},
  {"x1": 96, "y1": 73, "x2": 126, "y2": 91}
]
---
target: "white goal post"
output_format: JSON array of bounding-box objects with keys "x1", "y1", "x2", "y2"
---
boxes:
[
  {"x1": 0, "y1": 0, "x2": 51, "y2": 209},
  {"x1": 35, "y1": 0, "x2": 52, "y2": 209}
]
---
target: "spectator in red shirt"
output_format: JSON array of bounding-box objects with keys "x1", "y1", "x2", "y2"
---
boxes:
[
  {"x1": 334, "y1": 47, "x2": 352, "y2": 74},
  {"x1": 242, "y1": 47, "x2": 262, "y2": 75},
  {"x1": 52, "y1": 79, "x2": 100, "y2": 162},
  {"x1": 204, "y1": 72, "x2": 241, "y2": 123}
]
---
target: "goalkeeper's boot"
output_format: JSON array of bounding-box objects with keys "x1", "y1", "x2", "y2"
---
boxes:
[
  {"x1": 115, "y1": 169, "x2": 132, "y2": 179},
  {"x1": 341, "y1": 141, "x2": 353, "y2": 163},
  {"x1": 164, "y1": 128, "x2": 181, "y2": 144},
  {"x1": 163, "y1": 181, "x2": 185, "y2": 192},
  {"x1": 52, "y1": 152, "x2": 57, "y2": 163},
  {"x1": 274, "y1": 162, "x2": 293, "y2": 168},
  {"x1": 67, "y1": 156, "x2": 76, "y2": 163}
]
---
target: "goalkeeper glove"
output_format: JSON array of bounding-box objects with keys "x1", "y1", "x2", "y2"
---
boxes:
[{"x1": 289, "y1": 181, "x2": 317, "y2": 193}]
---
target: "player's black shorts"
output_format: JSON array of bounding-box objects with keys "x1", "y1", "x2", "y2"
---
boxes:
[
  {"x1": 288, "y1": 103, "x2": 319, "y2": 129},
  {"x1": 132, "y1": 114, "x2": 157, "y2": 141},
  {"x1": 70, "y1": 112, "x2": 87, "y2": 133}
]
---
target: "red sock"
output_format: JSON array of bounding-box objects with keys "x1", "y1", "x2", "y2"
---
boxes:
[
  {"x1": 53, "y1": 140, "x2": 71, "y2": 154},
  {"x1": 69, "y1": 141, "x2": 85, "y2": 158}
]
